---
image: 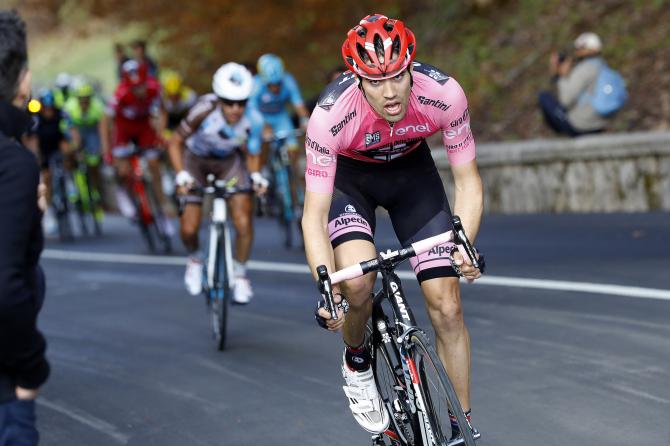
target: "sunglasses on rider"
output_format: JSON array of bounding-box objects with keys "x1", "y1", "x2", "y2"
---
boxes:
[{"x1": 220, "y1": 98, "x2": 248, "y2": 107}]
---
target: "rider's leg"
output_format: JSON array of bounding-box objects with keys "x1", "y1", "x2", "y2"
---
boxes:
[
  {"x1": 421, "y1": 277, "x2": 471, "y2": 411},
  {"x1": 228, "y1": 192, "x2": 255, "y2": 304},
  {"x1": 113, "y1": 156, "x2": 135, "y2": 218},
  {"x1": 180, "y1": 203, "x2": 202, "y2": 253},
  {"x1": 333, "y1": 240, "x2": 377, "y2": 349},
  {"x1": 228, "y1": 192, "x2": 254, "y2": 264},
  {"x1": 181, "y1": 201, "x2": 204, "y2": 295}
]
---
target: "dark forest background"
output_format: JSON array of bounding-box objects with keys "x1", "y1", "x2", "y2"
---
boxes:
[{"x1": 12, "y1": 0, "x2": 670, "y2": 141}]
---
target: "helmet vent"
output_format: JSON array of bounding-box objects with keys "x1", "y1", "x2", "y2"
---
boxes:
[
  {"x1": 356, "y1": 26, "x2": 367, "y2": 37},
  {"x1": 390, "y1": 36, "x2": 401, "y2": 63},
  {"x1": 383, "y1": 21, "x2": 395, "y2": 32},
  {"x1": 356, "y1": 43, "x2": 372, "y2": 66},
  {"x1": 373, "y1": 33, "x2": 385, "y2": 63}
]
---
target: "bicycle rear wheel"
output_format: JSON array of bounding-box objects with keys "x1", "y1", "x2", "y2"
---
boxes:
[
  {"x1": 370, "y1": 324, "x2": 420, "y2": 446},
  {"x1": 409, "y1": 330, "x2": 476, "y2": 446}
]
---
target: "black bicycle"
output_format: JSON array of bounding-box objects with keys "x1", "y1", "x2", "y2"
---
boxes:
[
  {"x1": 318, "y1": 216, "x2": 482, "y2": 446},
  {"x1": 49, "y1": 154, "x2": 75, "y2": 242}
]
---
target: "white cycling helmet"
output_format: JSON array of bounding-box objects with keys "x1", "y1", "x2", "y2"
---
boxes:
[
  {"x1": 212, "y1": 62, "x2": 253, "y2": 101},
  {"x1": 55, "y1": 72, "x2": 72, "y2": 89}
]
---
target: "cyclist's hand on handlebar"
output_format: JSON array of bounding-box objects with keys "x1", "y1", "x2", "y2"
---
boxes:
[
  {"x1": 250, "y1": 172, "x2": 269, "y2": 196},
  {"x1": 315, "y1": 292, "x2": 348, "y2": 332},
  {"x1": 451, "y1": 249, "x2": 485, "y2": 283},
  {"x1": 175, "y1": 170, "x2": 195, "y2": 195}
]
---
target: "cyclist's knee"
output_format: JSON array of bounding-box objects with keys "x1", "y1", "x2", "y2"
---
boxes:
[
  {"x1": 424, "y1": 278, "x2": 464, "y2": 331},
  {"x1": 340, "y1": 275, "x2": 375, "y2": 306},
  {"x1": 180, "y1": 221, "x2": 199, "y2": 241}
]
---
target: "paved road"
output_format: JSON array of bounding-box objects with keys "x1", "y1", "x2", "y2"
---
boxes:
[{"x1": 36, "y1": 212, "x2": 670, "y2": 445}]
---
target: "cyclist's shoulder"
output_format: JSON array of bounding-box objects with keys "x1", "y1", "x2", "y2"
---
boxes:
[
  {"x1": 411, "y1": 62, "x2": 469, "y2": 121},
  {"x1": 412, "y1": 61, "x2": 451, "y2": 85},
  {"x1": 189, "y1": 93, "x2": 219, "y2": 115},
  {"x1": 315, "y1": 71, "x2": 358, "y2": 113},
  {"x1": 62, "y1": 97, "x2": 79, "y2": 113},
  {"x1": 282, "y1": 72, "x2": 300, "y2": 87}
]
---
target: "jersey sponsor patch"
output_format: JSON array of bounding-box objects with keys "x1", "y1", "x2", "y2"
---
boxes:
[
  {"x1": 317, "y1": 72, "x2": 357, "y2": 111},
  {"x1": 354, "y1": 137, "x2": 424, "y2": 162},
  {"x1": 412, "y1": 61, "x2": 450, "y2": 85}
]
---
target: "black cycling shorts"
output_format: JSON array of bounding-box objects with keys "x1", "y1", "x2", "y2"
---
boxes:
[{"x1": 328, "y1": 141, "x2": 458, "y2": 283}]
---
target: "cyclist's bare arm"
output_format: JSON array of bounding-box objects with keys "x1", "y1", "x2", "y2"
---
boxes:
[
  {"x1": 303, "y1": 190, "x2": 346, "y2": 331},
  {"x1": 99, "y1": 113, "x2": 111, "y2": 159},
  {"x1": 450, "y1": 159, "x2": 484, "y2": 278},
  {"x1": 155, "y1": 100, "x2": 168, "y2": 137},
  {"x1": 246, "y1": 153, "x2": 261, "y2": 174},
  {"x1": 303, "y1": 190, "x2": 337, "y2": 280},
  {"x1": 167, "y1": 131, "x2": 185, "y2": 173}
]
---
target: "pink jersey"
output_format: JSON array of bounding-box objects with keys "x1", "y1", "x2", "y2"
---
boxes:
[{"x1": 305, "y1": 61, "x2": 475, "y2": 194}]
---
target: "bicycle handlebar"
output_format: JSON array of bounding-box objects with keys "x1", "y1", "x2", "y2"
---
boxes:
[{"x1": 316, "y1": 215, "x2": 482, "y2": 320}]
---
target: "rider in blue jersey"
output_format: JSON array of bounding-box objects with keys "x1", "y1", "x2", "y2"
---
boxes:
[{"x1": 249, "y1": 54, "x2": 309, "y2": 209}]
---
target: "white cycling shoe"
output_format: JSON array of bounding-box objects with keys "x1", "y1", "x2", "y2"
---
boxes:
[
  {"x1": 232, "y1": 276, "x2": 253, "y2": 305},
  {"x1": 341, "y1": 354, "x2": 390, "y2": 434},
  {"x1": 184, "y1": 257, "x2": 203, "y2": 296}
]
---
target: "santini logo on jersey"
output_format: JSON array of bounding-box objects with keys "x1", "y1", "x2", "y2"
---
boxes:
[
  {"x1": 417, "y1": 96, "x2": 451, "y2": 112},
  {"x1": 330, "y1": 110, "x2": 356, "y2": 136}
]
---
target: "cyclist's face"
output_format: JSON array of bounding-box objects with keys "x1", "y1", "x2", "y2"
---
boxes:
[
  {"x1": 360, "y1": 69, "x2": 411, "y2": 123},
  {"x1": 79, "y1": 97, "x2": 90, "y2": 110},
  {"x1": 220, "y1": 99, "x2": 247, "y2": 124},
  {"x1": 268, "y1": 83, "x2": 281, "y2": 94}
]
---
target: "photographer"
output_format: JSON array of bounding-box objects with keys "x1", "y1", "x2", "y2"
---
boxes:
[
  {"x1": 0, "y1": 10, "x2": 50, "y2": 445},
  {"x1": 538, "y1": 32, "x2": 611, "y2": 136}
]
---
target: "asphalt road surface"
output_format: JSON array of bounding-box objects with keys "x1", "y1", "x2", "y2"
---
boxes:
[{"x1": 35, "y1": 212, "x2": 670, "y2": 446}]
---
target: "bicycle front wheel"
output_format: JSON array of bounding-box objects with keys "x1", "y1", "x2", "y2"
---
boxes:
[
  {"x1": 370, "y1": 324, "x2": 420, "y2": 446},
  {"x1": 409, "y1": 330, "x2": 476, "y2": 446}
]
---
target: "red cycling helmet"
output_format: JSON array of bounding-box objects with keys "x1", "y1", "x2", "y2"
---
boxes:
[{"x1": 342, "y1": 14, "x2": 416, "y2": 80}]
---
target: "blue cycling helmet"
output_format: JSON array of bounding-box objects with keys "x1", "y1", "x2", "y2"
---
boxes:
[
  {"x1": 38, "y1": 88, "x2": 56, "y2": 108},
  {"x1": 257, "y1": 53, "x2": 285, "y2": 84}
]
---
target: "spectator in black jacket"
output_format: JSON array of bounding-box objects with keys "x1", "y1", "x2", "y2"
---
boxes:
[{"x1": 0, "y1": 10, "x2": 50, "y2": 445}]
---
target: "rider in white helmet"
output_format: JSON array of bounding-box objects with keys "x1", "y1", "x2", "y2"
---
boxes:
[{"x1": 167, "y1": 62, "x2": 267, "y2": 303}]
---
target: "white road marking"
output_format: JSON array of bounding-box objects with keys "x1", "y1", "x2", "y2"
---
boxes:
[
  {"x1": 38, "y1": 397, "x2": 129, "y2": 444},
  {"x1": 42, "y1": 249, "x2": 670, "y2": 301}
]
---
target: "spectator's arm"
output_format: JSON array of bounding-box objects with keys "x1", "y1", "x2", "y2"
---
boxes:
[
  {"x1": 557, "y1": 61, "x2": 599, "y2": 108},
  {"x1": 0, "y1": 150, "x2": 49, "y2": 390}
]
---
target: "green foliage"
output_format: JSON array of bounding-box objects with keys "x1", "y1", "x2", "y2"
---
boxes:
[{"x1": 22, "y1": 0, "x2": 670, "y2": 139}]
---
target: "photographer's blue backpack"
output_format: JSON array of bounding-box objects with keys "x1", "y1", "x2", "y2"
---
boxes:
[{"x1": 583, "y1": 59, "x2": 628, "y2": 116}]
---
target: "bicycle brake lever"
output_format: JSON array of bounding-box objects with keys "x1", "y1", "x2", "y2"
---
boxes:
[
  {"x1": 316, "y1": 265, "x2": 338, "y2": 321},
  {"x1": 451, "y1": 216, "x2": 480, "y2": 270}
]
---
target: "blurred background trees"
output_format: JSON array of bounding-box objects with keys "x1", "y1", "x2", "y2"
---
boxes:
[{"x1": 10, "y1": 0, "x2": 670, "y2": 140}]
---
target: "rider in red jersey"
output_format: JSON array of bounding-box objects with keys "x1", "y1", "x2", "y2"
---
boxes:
[
  {"x1": 303, "y1": 14, "x2": 484, "y2": 440},
  {"x1": 101, "y1": 60, "x2": 169, "y2": 220}
]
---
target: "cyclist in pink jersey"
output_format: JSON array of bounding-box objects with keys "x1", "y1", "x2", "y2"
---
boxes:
[{"x1": 302, "y1": 14, "x2": 485, "y2": 440}]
